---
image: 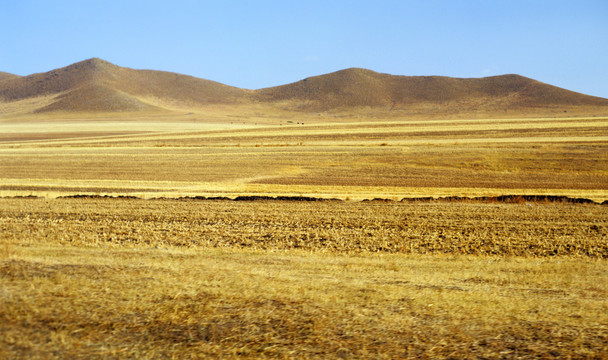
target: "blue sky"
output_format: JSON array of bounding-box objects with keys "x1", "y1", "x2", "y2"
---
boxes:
[{"x1": 1, "y1": 0, "x2": 607, "y2": 98}]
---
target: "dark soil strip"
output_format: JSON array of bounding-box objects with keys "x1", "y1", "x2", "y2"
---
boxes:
[{"x1": 3, "y1": 193, "x2": 606, "y2": 205}]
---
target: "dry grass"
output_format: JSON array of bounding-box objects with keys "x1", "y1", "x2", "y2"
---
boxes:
[
  {"x1": 1, "y1": 198, "x2": 606, "y2": 257},
  {"x1": 0, "y1": 115, "x2": 607, "y2": 201},
  {"x1": 1, "y1": 198, "x2": 607, "y2": 359}
]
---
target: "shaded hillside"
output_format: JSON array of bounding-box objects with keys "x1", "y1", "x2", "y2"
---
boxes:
[
  {"x1": 101, "y1": 59, "x2": 250, "y2": 107},
  {"x1": 0, "y1": 58, "x2": 249, "y2": 113},
  {"x1": 0, "y1": 59, "x2": 107, "y2": 100},
  {"x1": 35, "y1": 85, "x2": 157, "y2": 113},
  {"x1": 254, "y1": 68, "x2": 608, "y2": 112}
]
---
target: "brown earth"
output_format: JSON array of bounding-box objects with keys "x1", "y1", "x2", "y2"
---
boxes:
[
  {"x1": 0, "y1": 72, "x2": 19, "y2": 82},
  {"x1": 1, "y1": 58, "x2": 607, "y2": 117}
]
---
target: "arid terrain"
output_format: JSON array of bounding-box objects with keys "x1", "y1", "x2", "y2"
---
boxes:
[
  {"x1": 1, "y1": 198, "x2": 607, "y2": 358},
  {"x1": 1, "y1": 59, "x2": 607, "y2": 358},
  {"x1": 0, "y1": 114, "x2": 606, "y2": 201}
]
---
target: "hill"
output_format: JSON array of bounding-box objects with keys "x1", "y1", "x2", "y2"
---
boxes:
[
  {"x1": 254, "y1": 68, "x2": 608, "y2": 113},
  {"x1": 0, "y1": 58, "x2": 249, "y2": 113},
  {"x1": 1, "y1": 59, "x2": 607, "y2": 117}
]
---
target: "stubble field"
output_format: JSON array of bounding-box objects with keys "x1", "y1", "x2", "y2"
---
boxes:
[
  {"x1": 1, "y1": 113, "x2": 607, "y2": 358},
  {"x1": 1, "y1": 197, "x2": 607, "y2": 359}
]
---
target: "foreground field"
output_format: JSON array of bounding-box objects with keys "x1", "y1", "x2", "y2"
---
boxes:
[{"x1": 1, "y1": 198, "x2": 607, "y2": 358}]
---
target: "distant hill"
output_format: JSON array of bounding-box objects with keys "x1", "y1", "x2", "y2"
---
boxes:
[
  {"x1": 1, "y1": 58, "x2": 607, "y2": 117},
  {"x1": 0, "y1": 58, "x2": 249, "y2": 113},
  {"x1": 254, "y1": 68, "x2": 608, "y2": 112}
]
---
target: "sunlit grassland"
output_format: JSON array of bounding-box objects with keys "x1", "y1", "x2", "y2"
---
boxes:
[
  {"x1": 0, "y1": 115, "x2": 607, "y2": 201},
  {"x1": 1, "y1": 198, "x2": 607, "y2": 358}
]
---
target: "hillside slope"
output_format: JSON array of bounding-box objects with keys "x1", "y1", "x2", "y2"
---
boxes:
[{"x1": 0, "y1": 72, "x2": 19, "y2": 83}]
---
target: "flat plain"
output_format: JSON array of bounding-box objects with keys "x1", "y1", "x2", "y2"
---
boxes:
[{"x1": 1, "y1": 113, "x2": 607, "y2": 201}]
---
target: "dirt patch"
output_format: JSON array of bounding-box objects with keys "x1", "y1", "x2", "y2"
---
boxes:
[{"x1": 0, "y1": 131, "x2": 145, "y2": 142}]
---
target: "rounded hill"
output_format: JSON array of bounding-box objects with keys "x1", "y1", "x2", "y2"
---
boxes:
[
  {"x1": 254, "y1": 68, "x2": 608, "y2": 112},
  {"x1": 0, "y1": 58, "x2": 249, "y2": 113}
]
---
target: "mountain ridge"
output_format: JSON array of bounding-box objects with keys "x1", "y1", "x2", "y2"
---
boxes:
[{"x1": 1, "y1": 58, "x2": 607, "y2": 116}]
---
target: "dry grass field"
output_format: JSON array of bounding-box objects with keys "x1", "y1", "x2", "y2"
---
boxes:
[
  {"x1": 0, "y1": 112, "x2": 606, "y2": 359},
  {"x1": 0, "y1": 114, "x2": 606, "y2": 358},
  {"x1": 1, "y1": 198, "x2": 607, "y2": 359},
  {"x1": 0, "y1": 114, "x2": 607, "y2": 201}
]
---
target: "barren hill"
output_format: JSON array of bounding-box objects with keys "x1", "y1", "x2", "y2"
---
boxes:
[
  {"x1": 0, "y1": 58, "x2": 249, "y2": 113},
  {"x1": 1, "y1": 59, "x2": 607, "y2": 117},
  {"x1": 254, "y1": 68, "x2": 608, "y2": 113}
]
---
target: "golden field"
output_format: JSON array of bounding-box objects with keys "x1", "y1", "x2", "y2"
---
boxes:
[
  {"x1": 1, "y1": 198, "x2": 607, "y2": 359},
  {"x1": 0, "y1": 108, "x2": 607, "y2": 358},
  {"x1": 0, "y1": 113, "x2": 607, "y2": 201}
]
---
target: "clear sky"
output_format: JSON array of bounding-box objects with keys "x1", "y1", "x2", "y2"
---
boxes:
[{"x1": 1, "y1": 0, "x2": 607, "y2": 98}]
